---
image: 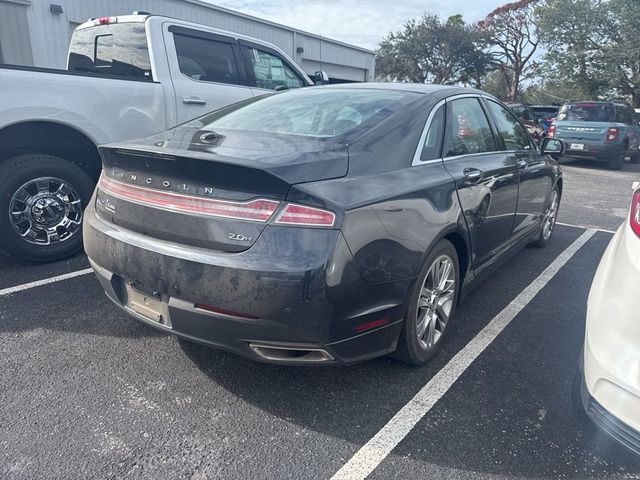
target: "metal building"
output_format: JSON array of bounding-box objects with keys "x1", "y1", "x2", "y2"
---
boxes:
[{"x1": 0, "y1": 0, "x2": 375, "y2": 82}]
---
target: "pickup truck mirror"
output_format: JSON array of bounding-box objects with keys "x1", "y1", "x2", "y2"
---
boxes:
[
  {"x1": 540, "y1": 137, "x2": 564, "y2": 160},
  {"x1": 314, "y1": 71, "x2": 329, "y2": 85}
]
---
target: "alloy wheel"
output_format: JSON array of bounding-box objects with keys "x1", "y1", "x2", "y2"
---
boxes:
[
  {"x1": 542, "y1": 189, "x2": 559, "y2": 240},
  {"x1": 416, "y1": 254, "x2": 456, "y2": 350},
  {"x1": 9, "y1": 177, "x2": 83, "y2": 245}
]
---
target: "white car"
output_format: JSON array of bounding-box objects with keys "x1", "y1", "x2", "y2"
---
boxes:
[{"x1": 575, "y1": 182, "x2": 640, "y2": 455}]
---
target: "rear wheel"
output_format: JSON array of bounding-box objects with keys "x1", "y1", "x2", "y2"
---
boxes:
[
  {"x1": 0, "y1": 154, "x2": 94, "y2": 262},
  {"x1": 396, "y1": 239, "x2": 460, "y2": 365},
  {"x1": 607, "y1": 151, "x2": 624, "y2": 170}
]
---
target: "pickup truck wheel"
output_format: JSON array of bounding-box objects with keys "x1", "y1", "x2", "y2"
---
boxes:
[
  {"x1": 0, "y1": 154, "x2": 94, "y2": 262},
  {"x1": 607, "y1": 152, "x2": 624, "y2": 170}
]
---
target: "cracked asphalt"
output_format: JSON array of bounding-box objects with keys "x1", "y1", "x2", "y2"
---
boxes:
[{"x1": 1, "y1": 158, "x2": 640, "y2": 479}]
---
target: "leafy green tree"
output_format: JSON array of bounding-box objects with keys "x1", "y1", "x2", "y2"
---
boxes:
[
  {"x1": 537, "y1": 0, "x2": 608, "y2": 100},
  {"x1": 601, "y1": 0, "x2": 640, "y2": 106},
  {"x1": 376, "y1": 14, "x2": 493, "y2": 86},
  {"x1": 478, "y1": 0, "x2": 541, "y2": 101}
]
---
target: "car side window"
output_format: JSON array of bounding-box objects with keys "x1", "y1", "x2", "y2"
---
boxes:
[
  {"x1": 486, "y1": 100, "x2": 534, "y2": 151},
  {"x1": 173, "y1": 33, "x2": 241, "y2": 85},
  {"x1": 420, "y1": 105, "x2": 445, "y2": 161},
  {"x1": 243, "y1": 46, "x2": 305, "y2": 90},
  {"x1": 444, "y1": 98, "x2": 496, "y2": 157}
]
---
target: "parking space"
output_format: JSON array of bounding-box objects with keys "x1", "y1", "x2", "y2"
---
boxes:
[{"x1": 1, "y1": 160, "x2": 640, "y2": 479}]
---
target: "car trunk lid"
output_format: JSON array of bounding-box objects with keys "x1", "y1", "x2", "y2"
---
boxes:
[{"x1": 96, "y1": 126, "x2": 347, "y2": 252}]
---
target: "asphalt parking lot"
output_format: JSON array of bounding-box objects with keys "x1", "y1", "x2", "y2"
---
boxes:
[{"x1": 2, "y1": 158, "x2": 640, "y2": 480}]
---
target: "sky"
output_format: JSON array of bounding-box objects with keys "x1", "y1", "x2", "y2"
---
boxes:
[{"x1": 208, "y1": 0, "x2": 507, "y2": 50}]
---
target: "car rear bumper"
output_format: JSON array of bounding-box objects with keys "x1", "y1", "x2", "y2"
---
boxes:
[
  {"x1": 83, "y1": 198, "x2": 407, "y2": 365},
  {"x1": 559, "y1": 140, "x2": 624, "y2": 160},
  {"x1": 582, "y1": 221, "x2": 640, "y2": 440},
  {"x1": 576, "y1": 363, "x2": 640, "y2": 457}
]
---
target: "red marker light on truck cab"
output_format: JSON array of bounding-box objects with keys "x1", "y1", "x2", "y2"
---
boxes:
[
  {"x1": 630, "y1": 189, "x2": 640, "y2": 238},
  {"x1": 274, "y1": 203, "x2": 336, "y2": 227}
]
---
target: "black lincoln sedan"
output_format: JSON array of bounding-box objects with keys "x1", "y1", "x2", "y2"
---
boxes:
[{"x1": 84, "y1": 84, "x2": 564, "y2": 365}]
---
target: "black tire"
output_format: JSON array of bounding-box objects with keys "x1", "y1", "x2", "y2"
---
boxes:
[
  {"x1": 531, "y1": 184, "x2": 561, "y2": 248},
  {"x1": 631, "y1": 152, "x2": 640, "y2": 164},
  {"x1": 396, "y1": 239, "x2": 460, "y2": 365},
  {"x1": 0, "y1": 154, "x2": 94, "y2": 263},
  {"x1": 607, "y1": 151, "x2": 624, "y2": 170}
]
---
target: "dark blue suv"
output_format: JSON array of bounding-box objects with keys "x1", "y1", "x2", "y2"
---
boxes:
[{"x1": 550, "y1": 102, "x2": 640, "y2": 170}]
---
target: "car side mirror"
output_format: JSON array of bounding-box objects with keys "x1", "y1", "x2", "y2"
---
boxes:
[
  {"x1": 540, "y1": 137, "x2": 564, "y2": 160},
  {"x1": 314, "y1": 70, "x2": 329, "y2": 85}
]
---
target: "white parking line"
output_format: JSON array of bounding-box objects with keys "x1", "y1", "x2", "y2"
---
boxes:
[
  {"x1": 557, "y1": 221, "x2": 617, "y2": 234},
  {"x1": 330, "y1": 229, "x2": 596, "y2": 480},
  {"x1": 0, "y1": 268, "x2": 94, "y2": 297}
]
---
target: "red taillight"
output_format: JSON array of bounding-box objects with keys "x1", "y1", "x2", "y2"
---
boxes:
[
  {"x1": 274, "y1": 203, "x2": 336, "y2": 227},
  {"x1": 548, "y1": 125, "x2": 556, "y2": 137},
  {"x1": 630, "y1": 189, "x2": 640, "y2": 238},
  {"x1": 606, "y1": 127, "x2": 620, "y2": 142},
  {"x1": 98, "y1": 175, "x2": 280, "y2": 222},
  {"x1": 98, "y1": 17, "x2": 110, "y2": 25}
]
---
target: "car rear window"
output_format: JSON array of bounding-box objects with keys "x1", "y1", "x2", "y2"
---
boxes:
[
  {"x1": 68, "y1": 23, "x2": 152, "y2": 80},
  {"x1": 557, "y1": 103, "x2": 614, "y2": 122},
  {"x1": 192, "y1": 88, "x2": 416, "y2": 138}
]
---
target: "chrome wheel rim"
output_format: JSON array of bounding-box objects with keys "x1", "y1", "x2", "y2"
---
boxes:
[
  {"x1": 416, "y1": 254, "x2": 456, "y2": 350},
  {"x1": 9, "y1": 177, "x2": 83, "y2": 245},
  {"x1": 542, "y1": 189, "x2": 559, "y2": 240}
]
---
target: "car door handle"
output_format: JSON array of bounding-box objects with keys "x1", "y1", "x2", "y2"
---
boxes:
[
  {"x1": 463, "y1": 168, "x2": 483, "y2": 182},
  {"x1": 516, "y1": 159, "x2": 528, "y2": 169},
  {"x1": 183, "y1": 96, "x2": 207, "y2": 105}
]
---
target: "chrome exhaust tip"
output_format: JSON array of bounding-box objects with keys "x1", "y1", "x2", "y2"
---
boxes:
[{"x1": 249, "y1": 343, "x2": 335, "y2": 363}]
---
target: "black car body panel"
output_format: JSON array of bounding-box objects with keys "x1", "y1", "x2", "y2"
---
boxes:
[{"x1": 84, "y1": 84, "x2": 562, "y2": 364}]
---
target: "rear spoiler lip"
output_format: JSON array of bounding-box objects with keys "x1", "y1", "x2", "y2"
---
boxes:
[{"x1": 98, "y1": 143, "x2": 350, "y2": 185}]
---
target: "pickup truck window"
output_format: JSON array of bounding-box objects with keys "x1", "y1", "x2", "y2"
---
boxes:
[
  {"x1": 173, "y1": 33, "x2": 241, "y2": 85},
  {"x1": 242, "y1": 47, "x2": 305, "y2": 90},
  {"x1": 68, "y1": 24, "x2": 152, "y2": 80}
]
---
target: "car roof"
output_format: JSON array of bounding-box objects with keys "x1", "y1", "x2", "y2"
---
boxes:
[{"x1": 316, "y1": 82, "x2": 487, "y2": 97}]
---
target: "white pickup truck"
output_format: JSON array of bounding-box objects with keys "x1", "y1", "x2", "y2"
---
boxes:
[{"x1": 0, "y1": 12, "x2": 316, "y2": 262}]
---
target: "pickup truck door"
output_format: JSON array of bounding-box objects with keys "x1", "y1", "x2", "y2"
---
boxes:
[
  {"x1": 237, "y1": 41, "x2": 309, "y2": 97},
  {"x1": 163, "y1": 25, "x2": 255, "y2": 124}
]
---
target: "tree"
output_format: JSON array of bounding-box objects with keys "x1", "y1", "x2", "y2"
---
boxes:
[
  {"x1": 376, "y1": 14, "x2": 493, "y2": 86},
  {"x1": 537, "y1": 0, "x2": 608, "y2": 101},
  {"x1": 478, "y1": 0, "x2": 541, "y2": 101},
  {"x1": 601, "y1": 0, "x2": 640, "y2": 107}
]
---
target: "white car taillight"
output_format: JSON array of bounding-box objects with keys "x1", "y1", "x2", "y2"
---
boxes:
[{"x1": 631, "y1": 189, "x2": 640, "y2": 238}]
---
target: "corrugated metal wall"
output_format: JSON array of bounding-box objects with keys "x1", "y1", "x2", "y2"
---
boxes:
[
  {"x1": 0, "y1": 0, "x2": 33, "y2": 65},
  {"x1": 1, "y1": 0, "x2": 375, "y2": 81}
]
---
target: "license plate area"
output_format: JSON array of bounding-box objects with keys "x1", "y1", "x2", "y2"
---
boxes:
[
  {"x1": 570, "y1": 143, "x2": 585, "y2": 151},
  {"x1": 126, "y1": 285, "x2": 171, "y2": 328}
]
